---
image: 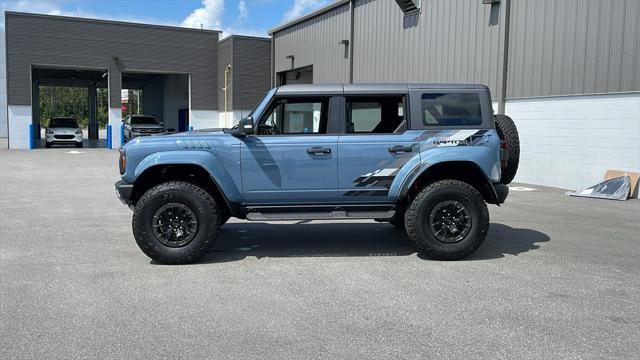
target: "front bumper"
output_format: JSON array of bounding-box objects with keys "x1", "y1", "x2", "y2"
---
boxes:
[
  {"x1": 46, "y1": 133, "x2": 83, "y2": 143},
  {"x1": 115, "y1": 180, "x2": 134, "y2": 205}
]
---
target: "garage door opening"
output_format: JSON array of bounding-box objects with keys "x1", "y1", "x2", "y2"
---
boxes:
[
  {"x1": 121, "y1": 72, "x2": 189, "y2": 144},
  {"x1": 32, "y1": 67, "x2": 108, "y2": 149},
  {"x1": 277, "y1": 66, "x2": 313, "y2": 85}
]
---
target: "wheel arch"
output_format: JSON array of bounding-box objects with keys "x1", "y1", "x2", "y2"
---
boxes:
[{"x1": 399, "y1": 161, "x2": 500, "y2": 205}]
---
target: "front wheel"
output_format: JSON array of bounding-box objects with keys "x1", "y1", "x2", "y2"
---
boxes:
[
  {"x1": 405, "y1": 180, "x2": 489, "y2": 260},
  {"x1": 132, "y1": 181, "x2": 220, "y2": 264}
]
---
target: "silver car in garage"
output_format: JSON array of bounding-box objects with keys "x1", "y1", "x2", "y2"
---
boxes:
[{"x1": 45, "y1": 117, "x2": 83, "y2": 148}]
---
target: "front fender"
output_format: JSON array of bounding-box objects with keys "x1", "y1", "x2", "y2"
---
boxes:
[{"x1": 128, "y1": 150, "x2": 243, "y2": 203}]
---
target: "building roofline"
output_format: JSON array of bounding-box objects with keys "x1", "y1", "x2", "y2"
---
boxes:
[
  {"x1": 268, "y1": 0, "x2": 350, "y2": 35},
  {"x1": 4, "y1": 11, "x2": 221, "y2": 34},
  {"x1": 219, "y1": 34, "x2": 271, "y2": 43}
]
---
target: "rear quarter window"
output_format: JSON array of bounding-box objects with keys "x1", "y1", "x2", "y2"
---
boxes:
[{"x1": 421, "y1": 93, "x2": 483, "y2": 126}]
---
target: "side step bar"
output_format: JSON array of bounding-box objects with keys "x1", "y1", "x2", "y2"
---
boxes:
[{"x1": 244, "y1": 204, "x2": 395, "y2": 221}]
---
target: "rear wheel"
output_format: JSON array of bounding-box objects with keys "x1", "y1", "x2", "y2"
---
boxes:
[
  {"x1": 405, "y1": 180, "x2": 489, "y2": 260},
  {"x1": 132, "y1": 181, "x2": 220, "y2": 264},
  {"x1": 494, "y1": 114, "x2": 520, "y2": 184}
]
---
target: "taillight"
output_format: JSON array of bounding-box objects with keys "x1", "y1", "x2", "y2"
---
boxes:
[
  {"x1": 119, "y1": 149, "x2": 126, "y2": 175},
  {"x1": 500, "y1": 140, "x2": 508, "y2": 169}
]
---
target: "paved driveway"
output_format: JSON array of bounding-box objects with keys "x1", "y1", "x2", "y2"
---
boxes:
[{"x1": 1, "y1": 144, "x2": 638, "y2": 359}]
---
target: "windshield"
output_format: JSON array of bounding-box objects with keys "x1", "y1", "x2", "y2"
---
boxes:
[
  {"x1": 248, "y1": 88, "x2": 277, "y2": 121},
  {"x1": 130, "y1": 116, "x2": 159, "y2": 125},
  {"x1": 49, "y1": 118, "x2": 78, "y2": 128}
]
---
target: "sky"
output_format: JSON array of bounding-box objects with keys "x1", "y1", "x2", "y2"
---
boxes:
[{"x1": 0, "y1": 0, "x2": 331, "y2": 37}]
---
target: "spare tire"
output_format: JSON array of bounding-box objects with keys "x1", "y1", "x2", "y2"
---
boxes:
[{"x1": 494, "y1": 114, "x2": 520, "y2": 184}]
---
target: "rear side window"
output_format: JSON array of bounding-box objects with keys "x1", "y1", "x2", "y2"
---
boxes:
[
  {"x1": 346, "y1": 96, "x2": 406, "y2": 134},
  {"x1": 421, "y1": 93, "x2": 482, "y2": 126}
]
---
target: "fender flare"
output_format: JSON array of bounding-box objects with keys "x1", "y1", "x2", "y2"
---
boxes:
[
  {"x1": 393, "y1": 160, "x2": 502, "y2": 204},
  {"x1": 133, "y1": 150, "x2": 243, "y2": 204}
]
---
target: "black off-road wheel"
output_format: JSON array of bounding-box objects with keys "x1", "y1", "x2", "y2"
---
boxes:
[
  {"x1": 132, "y1": 181, "x2": 220, "y2": 264},
  {"x1": 405, "y1": 180, "x2": 489, "y2": 260},
  {"x1": 494, "y1": 114, "x2": 520, "y2": 184}
]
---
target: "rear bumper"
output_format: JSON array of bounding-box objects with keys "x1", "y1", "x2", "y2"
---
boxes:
[{"x1": 115, "y1": 180, "x2": 134, "y2": 205}]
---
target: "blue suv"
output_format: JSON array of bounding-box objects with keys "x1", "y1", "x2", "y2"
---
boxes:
[{"x1": 115, "y1": 84, "x2": 520, "y2": 264}]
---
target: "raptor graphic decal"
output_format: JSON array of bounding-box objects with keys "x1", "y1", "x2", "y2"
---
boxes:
[{"x1": 343, "y1": 129, "x2": 491, "y2": 197}]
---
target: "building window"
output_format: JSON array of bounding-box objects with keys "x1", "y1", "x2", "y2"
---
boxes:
[{"x1": 395, "y1": 0, "x2": 421, "y2": 16}]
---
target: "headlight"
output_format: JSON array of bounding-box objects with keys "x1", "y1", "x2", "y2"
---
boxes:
[
  {"x1": 46, "y1": 129, "x2": 53, "y2": 134},
  {"x1": 75, "y1": 129, "x2": 83, "y2": 135},
  {"x1": 119, "y1": 149, "x2": 127, "y2": 175}
]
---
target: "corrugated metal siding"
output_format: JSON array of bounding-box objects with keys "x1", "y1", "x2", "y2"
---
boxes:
[
  {"x1": 352, "y1": 0, "x2": 502, "y2": 96},
  {"x1": 507, "y1": 0, "x2": 640, "y2": 98},
  {"x1": 232, "y1": 37, "x2": 271, "y2": 110},
  {"x1": 5, "y1": 13, "x2": 218, "y2": 109},
  {"x1": 218, "y1": 38, "x2": 233, "y2": 111},
  {"x1": 273, "y1": 3, "x2": 350, "y2": 83},
  {"x1": 1, "y1": 30, "x2": 7, "y2": 137}
]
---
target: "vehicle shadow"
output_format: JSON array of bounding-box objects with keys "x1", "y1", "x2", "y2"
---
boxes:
[{"x1": 185, "y1": 222, "x2": 550, "y2": 264}]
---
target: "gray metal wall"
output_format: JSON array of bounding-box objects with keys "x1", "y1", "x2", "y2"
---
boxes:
[
  {"x1": 272, "y1": 0, "x2": 640, "y2": 99},
  {"x1": 272, "y1": 2, "x2": 351, "y2": 83},
  {"x1": 5, "y1": 12, "x2": 219, "y2": 110},
  {"x1": 352, "y1": 0, "x2": 503, "y2": 96},
  {"x1": 0, "y1": 30, "x2": 7, "y2": 137},
  {"x1": 507, "y1": 0, "x2": 640, "y2": 98},
  {"x1": 218, "y1": 36, "x2": 272, "y2": 112},
  {"x1": 232, "y1": 37, "x2": 271, "y2": 110}
]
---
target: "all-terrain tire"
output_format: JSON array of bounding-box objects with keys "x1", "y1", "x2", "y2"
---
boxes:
[
  {"x1": 45, "y1": 142, "x2": 52, "y2": 148},
  {"x1": 494, "y1": 114, "x2": 520, "y2": 184},
  {"x1": 132, "y1": 181, "x2": 220, "y2": 264},
  {"x1": 76, "y1": 142, "x2": 83, "y2": 148},
  {"x1": 405, "y1": 180, "x2": 489, "y2": 260}
]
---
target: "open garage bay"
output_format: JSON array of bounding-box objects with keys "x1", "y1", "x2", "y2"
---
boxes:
[{"x1": 1, "y1": 142, "x2": 639, "y2": 359}]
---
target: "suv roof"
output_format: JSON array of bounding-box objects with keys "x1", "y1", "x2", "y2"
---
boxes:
[{"x1": 275, "y1": 83, "x2": 489, "y2": 95}]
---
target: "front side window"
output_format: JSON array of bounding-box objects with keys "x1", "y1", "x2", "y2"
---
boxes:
[
  {"x1": 346, "y1": 96, "x2": 406, "y2": 134},
  {"x1": 257, "y1": 97, "x2": 328, "y2": 135},
  {"x1": 421, "y1": 93, "x2": 482, "y2": 126}
]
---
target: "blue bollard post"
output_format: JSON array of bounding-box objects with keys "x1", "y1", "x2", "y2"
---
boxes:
[
  {"x1": 28, "y1": 124, "x2": 34, "y2": 150},
  {"x1": 120, "y1": 124, "x2": 125, "y2": 146},
  {"x1": 107, "y1": 125, "x2": 112, "y2": 149}
]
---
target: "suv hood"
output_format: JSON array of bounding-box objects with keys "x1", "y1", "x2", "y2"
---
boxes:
[
  {"x1": 49, "y1": 127, "x2": 79, "y2": 133},
  {"x1": 131, "y1": 124, "x2": 164, "y2": 130}
]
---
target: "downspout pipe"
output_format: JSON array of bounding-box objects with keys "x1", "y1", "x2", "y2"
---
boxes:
[
  {"x1": 349, "y1": 0, "x2": 355, "y2": 84},
  {"x1": 497, "y1": 0, "x2": 511, "y2": 115}
]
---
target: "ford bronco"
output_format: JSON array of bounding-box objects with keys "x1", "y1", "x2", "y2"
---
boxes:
[{"x1": 115, "y1": 84, "x2": 520, "y2": 264}]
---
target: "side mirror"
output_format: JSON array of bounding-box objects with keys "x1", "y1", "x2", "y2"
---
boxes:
[{"x1": 239, "y1": 116, "x2": 254, "y2": 136}]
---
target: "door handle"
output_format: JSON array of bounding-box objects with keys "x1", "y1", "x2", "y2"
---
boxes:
[
  {"x1": 388, "y1": 145, "x2": 413, "y2": 153},
  {"x1": 306, "y1": 147, "x2": 332, "y2": 155}
]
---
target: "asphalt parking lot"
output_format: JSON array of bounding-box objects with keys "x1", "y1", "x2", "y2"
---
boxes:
[{"x1": 1, "y1": 142, "x2": 639, "y2": 359}]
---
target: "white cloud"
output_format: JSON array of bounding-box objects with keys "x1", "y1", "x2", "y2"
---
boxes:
[
  {"x1": 237, "y1": 0, "x2": 249, "y2": 24},
  {"x1": 182, "y1": 0, "x2": 224, "y2": 30},
  {"x1": 282, "y1": 0, "x2": 328, "y2": 22}
]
